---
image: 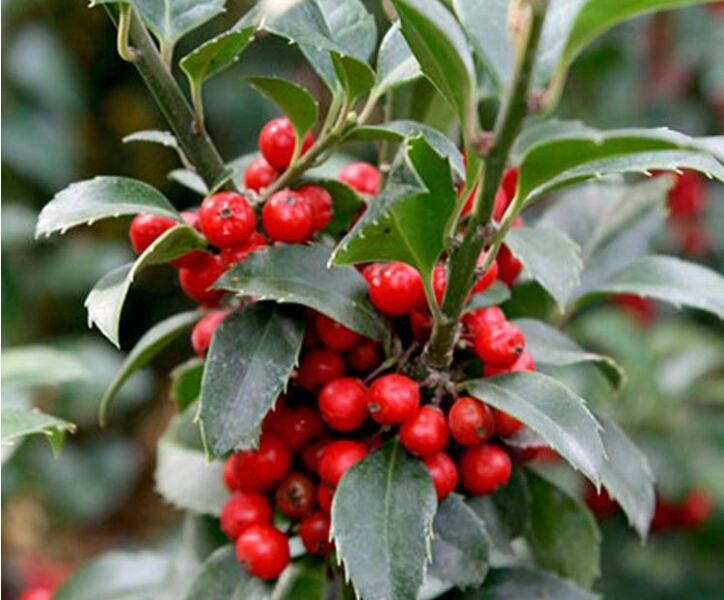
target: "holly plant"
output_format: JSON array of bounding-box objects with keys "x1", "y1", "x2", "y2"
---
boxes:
[{"x1": 31, "y1": 0, "x2": 724, "y2": 598}]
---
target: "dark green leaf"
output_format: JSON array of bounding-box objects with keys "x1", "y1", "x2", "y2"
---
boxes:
[
  {"x1": 170, "y1": 358, "x2": 204, "y2": 411},
  {"x1": 130, "y1": 0, "x2": 224, "y2": 50},
  {"x1": 332, "y1": 439, "x2": 437, "y2": 600},
  {"x1": 374, "y1": 22, "x2": 422, "y2": 95},
  {"x1": 248, "y1": 76, "x2": 319, "y2": 140},
  {"x1": 466, "y1": 282, "x2": 511, "y2": 310},
  {"x1": 332, "y1": 53, "x2": 376, "y2": 102},
  {"x1": 462, "y1": 566, "x2": 598, "y2": 600},
  {"x1": 184, "y1": 545, "x2": 271, "y2": 600},
  {"x1": 1, "y1": 407, "x2": 75, "y2": 453}
]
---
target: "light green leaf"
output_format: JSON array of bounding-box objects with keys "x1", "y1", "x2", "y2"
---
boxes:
[
  {"x1": 332, "y1": 52, "x2": 376, "y2": 102},
  {"x1": 169, "y1": 168, "x2": 209, "y2": 195},
  {"x1": 2, "y1": 346, "x2": 88, "y2": 388},
  {"x1": 123, "y1": 129, "x2": 179, "y2": 150},
  {"x1": 374, "y1": 22, "x2": 422, "y2": 95},
  {"x1": 248, "y1": 76, "x2": 319, "y2": 141},
  {"x1": 466, "y1": 282, "x2": 511, "y2": 310},
  {"x1": 170, "y1": 358, "x2": 204, "y2": 412},
  {"x1": 1, "y1": 407, "x2": 75, "y2": 453},
  {"x1": 462, "y1": 566, "x2": 598, "y2": 600}
]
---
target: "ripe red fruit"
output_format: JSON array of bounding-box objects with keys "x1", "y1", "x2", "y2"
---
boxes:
[
  {"x1": 584, "y1": 484, "x2": 617, "y2": 518},
  {"x1": 471, "y1": 256, "x2": 499, "y2": 294},
  {"x1": 297, "y1": 349, "x2": 346, "y2": 391},
  {"x1": 315, "y1": 314, "x2": 361, "y2": 352},
  {"x1": 178, "y1": 253, "x2": 226, "y2": 304},
  {"x1": 300, "y1": 437, "x2": 330, "y2": 474},
  {"x1": 275, "y1": 471, "x2": 315, "y2": 519},
  {"x1": 318, "y1": 440, "x2": 368, "y2": 486},
  {"x1": 462, "y1": 306, "x2": 506, "y2": 339},
  {"x1": 483, "y1": 350, "x2": 535, "y2": 377},
  {"x1": 667, "y1": 170, "x2": 707, "y2": 219},
  {"x1": 262, "y1": 189, "x2": 313, "y2": 243},
  {"x1": 259, "y1": 117, "x2": 313, "y2": 171},
  {"x1": 491, "y1": 408, "x2": 522, "y2": 437},
  {"x1": 318, "y1": 377, "x2": 368, "y2": 431},
  {"x1": 432, "y1": 264, "x2": 448, "y2": 305},
  {"x1": 400, "y1": 406, "x2": 449, "y2": 458},
  {"x1": 347, "y1": 340, "x2": 381, "y2": 373},
  {"x1": 219, "y1": 232, "x2": 268, "y2": 268},
  {"x1": 651, "y1": 497, "x2": 678, "y2": 532},
  {"x1": 409, "y1": 311, "x2": 432, "y2": 342},
  {"x1": 316, "y1": 483, "x2": 334, "y2": 514},
  {"x1": 296, "y1": 184, "x2": 333, "y2": 232},
  {"x1": 492, "y1": 167, "x2": 519, "y2": 221},
  {"x1": 496, "y1": 245, "x2": 523, "y2": 286},
  {"x1": 448, "y1": 397, "x2": 495, "y2": 446},
  {"x1": 610, "y1": 294, "x2": 655, "y2": 327},
  {"x1": 191, "y1": 310, "x2": 229, "y2": 357},
  {"x1": 129, "y1": 213, "x2": 177, "y2": 255},
  {"x1": 269, "y1": 406, "x2": 324, "y2": 451},
  {"x1": 220, "y1": 492, "x2": 273, "y2": 540},
  {"x1": 367, "y1": 374, "x2": 420, "y2": 424},
  {"x1": 235, "y1": 523, "x2": 290, "y2": 580},
  {"x1": 338, "y1": 162, "x2": 381, "y2": 195},
  {"x1": 199, "y1": 192, "x2": 256, "y2": 248},
  {"x1": 459, "y1": 444, "x2": 512, "y2": 495},
  {"x1": 423, "y1": 452, "x2": 458, "y2": 500},
  {"x1": 18, "y1": 588, "x2": 53, "y2": 600},
  {"x1": 367, "y1": 262, "x2": 426, "y2": 316},
  {"x1": 244, "y1": 157, "x2": 278, "y2": 192},
  {"x1": 300, "y1": 512, "x2": 333, "y2": 555},
  {"x1": 677, "y1": 490, "x2": 713, "y2": 528},
  {"x1": 473, "y1": 321, "x2": 525, "y2": 368},
  {"x1": 234, "y1": 433, "x2": 292, "y2": 492},
  {"x1": 223, "y1": 454, "x2": 242, "y2": 491}
]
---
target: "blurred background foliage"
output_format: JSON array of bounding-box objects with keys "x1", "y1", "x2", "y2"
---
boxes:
[{"x1": 1, "y1": 1, "x2": 723, "y2": 598}]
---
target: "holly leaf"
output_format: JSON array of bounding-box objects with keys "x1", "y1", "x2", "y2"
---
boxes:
[
  {"x1": 123, "y1": 129, "x2": 179, "y2": 150},
  {"x1": 35, "y1": 176, "x2": 181, "y2": 238},
  {"x1": 247, "y1": 76, "x2": 319, "y2": 142},
  {"x1": 331, "y1": 53, "x2": 376, "y2": 102},
  {"x1": 462, "y1": 566, "x2": 598, "y2": 600},
  {"x1": 215, "y1": 243, "x2": 387, "y2": 342},
  {"x1": 184, "y1": 545, "x2": 271, "y2": 600},
  {"x1": 169, "y1": 169, "x2": 209, "y2": 195},
  {"x1": 1, "y1": 407, "x2": 75, "y2": 454},
  {"x1": 198, "y1": 303, "x2": 305, "y2": 458},
  {"x1": 170, "y1": 358, "x2": 204, "y2": 412},
  {"x1": 466, "y1": 282, "x2": 511, "y2": 310},
  {"x1": 374, "y1": 22, "x2": 422, "y2": 96},
  {"x1": 332, "y1": 438, "x2": 437, "y2": 600}
]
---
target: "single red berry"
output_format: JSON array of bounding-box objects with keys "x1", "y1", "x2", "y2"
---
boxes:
[
  {"x1": 191, "y1": 310, "x2": 229, "y2": 357},
  {"x1": 178, "y1": 253, "x2": 226, "y2": 304},
  {"x1": 318, "y1": 440, "x2": 368, "y2": 486},
  {"x1": 483, "y1": 350, "x2": 535, "y2": 377},
  {"x1": 610, "y1": 294, "x2": 655, "y2": 327},
  {"x1": 666, "y1": 170, "x2": 707, "y2": 219},
  {"x1": 461, "y1": 183, "x2": 477, "y2": 217},
  {"x1": 296, "y1": 184, "x2": 333, "y2": 232},
  {"x1": 318, "y1": 377, "x2": 368, "y2": 432},
  {"x1": 432, "y1": 264, "x2": 448, "y2": 305},
  {"x1": 367, "y1": 374, "x2": 420, "y2": 424},
  {"x1": 244, "y1": 157, "x2": 278, "y2": 192},
  {"x1": 338, "y1": 162, "x2": 380, "y2": 195},
  {"x1": 129, "y1": 213, "x2": 177, "y2": 254},
  {"x1": 297, "y1": 349, "x2": 346, "y2": 391},
  {"x1": 223, "y1": 453, "x2": 243, "y2": 491},
  {"x1": 409, "y1": 311, "x2": 432, "y2": 342},
  {"x1": 491, "y1": 408, "x2": 522, "y2": 437},
  {"x1": 259, "y1": 117, "x2": 313, "y2": 171},
  {"x1": 677, "y1": 490, "x2": 713, "y2": 528},
  {"x1": 651, "y1": 497, "x2": 678, "y2": 532},
  {"x1": 459, "y1": 444, "x2": 512, "y2": 495},
  {"x1": 270, "y1": 406, "x2": 324, "y2": 451},
  {"x1": 473, "y1": 321, "x2": 525, "y2": 368},
  {"x1": 220, "y1": 232, "x2": 268, "y2": 268},
  {"x1": 275, "y1": 471, "x2": 316, "y2": 519},
  {"x1": 220, "y1": 492, "x2": 273, "y2": 540},
  {"x1": 316, "y1": 483, "x2": 334, "y2": 514},
  {"x1": 262, "y1": 189, "x2": 313, "y2": 243},
  {"x1": 300, "y1": 437, "x2": 330, "y2": 475},
  {"x1": 234, "y1": 433, "x2": 292, "y2": 492},
  {"x1": 235, "y1": 523, "x2": 290, "y2": 580},
  {"x1": 347, "y1": 340, "x2": 381, "y2": 373},
  {"x1": 496, "y1": 245, "x2": 523, "y2": 287},
  {"x1": 448, "y1": 397, "x2": 495, "y2": 446},
  {"x1": 300, "y1": 512, "x2": 333, "y2": 556},
  {"x1": 492, "y1": 167, "x2": 519, "y2": 221},
  {"x1": 367, "y1": 262, "x2": 426, "y2": 316},
  {"x1": 361, "y1": 262, "x2": 384, "y2": 285},
  {"x1": 462, "y1": 306, "x2": 506, "y2": 339},
  {"x1": 261, "y1": 396, "x2": 286, "y2": 433},
  {"x1": 423, "y1": 452, "x2": 458, "y2": 501},
  {"x1": 584, "y1": 484, "x2": 617, "y2": 518},
  {"x1": 18, "y1": 588, "x2": 53, "y2": 600},
  {"x1": 315, "y1": 314, "x2": 361, "y2": 352},
  {"x1": 400, "y1": 406, "x2": 449, "y2": 458},
  {"x1": 471, "y1": 255, "x2": 499, "y2": 295},
  {"x1": 199, "y1": 192, "x2": 256, "y2": 248}
]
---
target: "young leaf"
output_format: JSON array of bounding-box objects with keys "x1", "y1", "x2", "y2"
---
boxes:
[
  {"x1": 170, "y1": 358, "x2": 204, "y2": 412},
  {"x1": 332, "y1": 438, "x2": 437, "y2": 600},
  {"x1": 36, "y1": 176, "x2": 181, "y2": 238},
  {"x1": 99, "y1": 311, "x2": 201, "y2": 425},
  {"x1": 374, "y1": 22, "x2": 422, "y2": 96},
  {"x1": 184, "y1": 545, "x2": 271, "y2": 600},
  {"x1": 214, "y1": 244, "x2": 388, "y2": 342},
  {"x1": 247, "y1": 76, "x2": 319, "y2": 141},
  {"x1": 1, "y1": 407, "x2": 75, "y2": 453},
  {"x1": 525, "y1": 470, "x2": 601, "y2": 589},
  {"x1": 198, "y1": 303, "x2": 305, "y2": 458},
  {"x1": 465, "y1": 371, "x2": 605, "y2": 486},
  {"x1": 428, "y1": 494, "x2": 490, "y2": 589},
  {"x1": 123, "y1": 129, "x2": 179, "y2": 150},
  {"x1": 462, "y1": 566, "x2": 597, "y2": 600},
  {"x1": 331, "y1": 53, "x2": 376, "y2": 102},
  {"x1": 465, "y1": 282, "x2": 511, "y2": 310}
]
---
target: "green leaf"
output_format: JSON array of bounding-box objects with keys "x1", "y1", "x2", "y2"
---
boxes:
[
  {"x1": 215, "y1": 243, "x2": 388, "y2": 342},
  {"x1": 35, "y1": 176, "x2": 181, "y2": 238},
  {"x1": 2, "y1": 346, "x2": 88, "y2": 388},
  {"x1": 429, "y1": 494, "x2": 490, "y2": 589},
  {"x1": 169, "y1": 168, "x2": 209, "y2": 195},
  {"x1": 99, "y1": 311, "x2": 201, "y2": 426},
  {"x1": 199, "y1": 303, "x2": 305, "y2": 458},
  {"x1": 525, "y1": 470, "x2": 601, "y2": 589},
  {"x1": 466, "y1": 371, "x2": 605, "y2": 485},
  {"x1": 505, "y1": 227, "x2": 583, "y2": 309},
  {"x1": 122, "y1": 129, "x2": 179, "y2": 150},
  {"x1": 332, "y1": 438, "x2": 437, "y2": 600},
  {"x1": 184, "y1": 545, "x2": 271, "y2": 600},
  {"x1": 1, "y1": 407, "x2": 75, "y2": 453},
  {"x1": 274, "y1": 558, "x2": 341, "y2": 599},
  {"x1": 170, "y1": 358, "x2": 204, "y2": 411},
  {"x1": 514, "y1": 319, "x2": 624, "y2": 390},
  {"x1": 374, "y1": 22, "x2": 422, "y2": 96},
  {"x1": 466, "y1": 282, "x2": 511, "y2": 310},
  {"x1": 85, "y1": 225, "x2": 206, "y2": 347},
  {"x1": 247, "y1": 76, "x2": 319, "y2": 141},
  {"x1": 390, "y1": 0, "x2": 475, "y2": 122},
  {"x1": 462, "y1": 566, "x2": 598, "y2": 600},
  {"x1": 332, "y1": 52, "x2": 376, "y2": 102}
]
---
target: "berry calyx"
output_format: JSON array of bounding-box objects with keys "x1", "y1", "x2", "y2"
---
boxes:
[
  {"x1": 491, "y1": 408, "x2": 522, "y2": 437},
  {"x1": 274, "y1": 471, "x2": 315, "y2": 519},
  {"x1": 367, "y1": 374, "x2": 420, "y2": 425},
  {"x1": 367, "y1": 262, "x2": 426, "y2": 316},
  {"x1": 318, "y1": 440, "x2": 368, "y2": 486},
  {"x1": 235, "y1": 523, "x2": 290, "y2": 580},
  {"x1": 244, "y1": 157, "x2": 278, "y2": 192},
  {"x1": 315, "y1": 314, "x2": 361, "y2": 352},
  {"x1": 129, "y1": 213, "x2": 177, "y2": 255},
  {"x1": 338, "y1": 162, "x2": 381, "y2": 195},
  {"x1": 178, "y1": 253, "x2": 226, "y2": 304},
  {"x1": 448, "y1": 397, "x2": 495, "y2": 446},
  {"x1": 296, "y1": 184, "x2": 333, "y2": 232},
  {"x1": 258, "y1": 117, "x2": 313, "y2": 171},
  {"x1": 199, "y1": 192, "x2": 256, "y2": 248},
  {"x1": 318, "y1": 377, "x2": 369, "y2": 431},
  {"x1": 473, "y1": 321, "x2": 525, "y2": 368},
  {"x1": 269, "y1": 406, "x2": 324, "y2": 451},
  {"x1": 262, "y1": 189, "x2": 313, "y2": 243},
  {"x1": 297, "y1": 349, "x2": 346, "y2": 391},
  {"x1": 233, "y1": 433, "x2": 292, "y2": 492},
  {"x1": 219, "y1": 232, "x2": 268, "y2": 268},
  {"x1": 191, "y1": 310, "x2": 229, "y2": 357},
  {"x1": 299, "y1": 512, "x2": 333, "y2": 556},
  {"x1": 346, "y1": 340, "x2": 382, "y2": 373},
  {"x1": 459, "y1": 444, "x2": 512, "y2": 495},
  {"x1": 423, "y1": 452, "x2": 458, "y2": 500},
  {"x1": 400, "y1": 406, "x2": 449, "y2": 457},
  {"x1": 220, "y1": 492, "x2": 273, "y2": 540}
]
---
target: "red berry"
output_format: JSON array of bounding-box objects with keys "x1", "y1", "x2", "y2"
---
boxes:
[
  {"x1": 191, "y1": 310, "x2": 229, "y2": 357},
  {"x1": 400, "y1": 406, "x2": 449, "y2": 458},
  {"x1": 491, "y1": 408, "x2": 522, "y2": 437},
  {"x1": 270, "y1": 406, "x2": 324, "y2": 451},
  {"x1": 423, "y1": 452, "x2": 458, "y2": 500},
  {"x1": 610, "y1": 294, "x2": 655, "y2": 327},
  {"x1": 318, "y1": 440, "x2": 368, "y2": 486},
  {"x1": 347, "y1": 340, "x2": 382, "y2": 373},
  {"x1": 223, "y1": 453, "x2": 242, "y2": 491},
  {"x1": 297, "y1": 349, "x2": 346, "y2": 391},
  {"x1": 259, "y1": 117, "x2": 313, "y2": 171},
  {"x1": 234, "y1": 433, "x2": 292, "y2": 492},
  {"x1": 171, "y1": 210, "x2": 208, "y2": 268},
  {"x1": 367, "y1": 262, "x2": 426, "y2": 316},
  {"x1": 315, "y1": 314, "x2": 361, "y2": 352},
  {"x1": 483, "y1": 350, "x2": 535, "y2": 377},
  {"x1": 492, "y1": 167, "x2": 519, "y2": 222},
  {"x1": 448, "y1": 397, "x2": 495, "y2": 446},
  {"x1": 300, "y1": 437, "x2": 330, "y2": 474},
  {"x1": 651, "y1": 497, "x2": 678, "y2": 532},
  {"x1": 220, "y1": 232, "x2": 268, "y2": 268},
  {"x1": 244, "y1": 157, "x2": 278, "y2": 192},
  {"x1": 667, "y1": 170, "x2": 707, "y2": 219},
  {"x1": 462, "y1": 306, "x2": 506, "y2": 339},
  {"x1": 220, "y1": 492, "x2": 273, "y2": 540},
  {"x1": 459, "y1": 444, "x2": 512, "y2": 495},
  {"x1": 235, "y1": 523, "x2": 290, "y2": 580},
  {"x1": 18, "y1": 588, "x2": 53, "y2": 600},
  {"x1": 367, "y1": 374, "x2": 420, "y2": 424},
  {"x1": 432, "y1": 264, "x2": 447, "y2": 305},
  {"x1": 262, "y1": 189, "x2": 313, "y2": 243},
  {"x1": 318, "y1": 377, "x2": 369, "y2": 431},
  {"x1": 316, "y1": 483, "x2": 334, "y2": 514},
  {"x1": 300, "y1": 512, "x2": 333, "y2": 555},
  {"x1": 471, "y1": 255, "x2": 498, "y2": 294},
  {"x1": 496, "y1": 245, "x2": 523, "y2": 286},
  {"x1": 275, "y1": 471, "x2": 315, "y2": 519},
  {"x1": 473, "y1": 321, "x2": 525, "y2": 368},
  {"x1": 584, "y1": 484, "x2": 617, "y2": 518},
  {"x1": 677, "y1": 490, "x2": 713, "y2": 528},
  {"x1": 338, "y1": 162, "x2": 380, "y2": 195},
  {"x1": 129, "y1": 213, "x2": 177, "y2": 254},
  {"x1": 199, "y1": 192, "x2": 256, "y2": 248},
  {"x1": 409, "y1": 311, "x2": 432, "y2": 342},
  {"x1": 178, "y1": 253, "x2": 226, "y2": 304},
  {"x1": 296, "y1": 184, "x2": 333, "y2": 232}
]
